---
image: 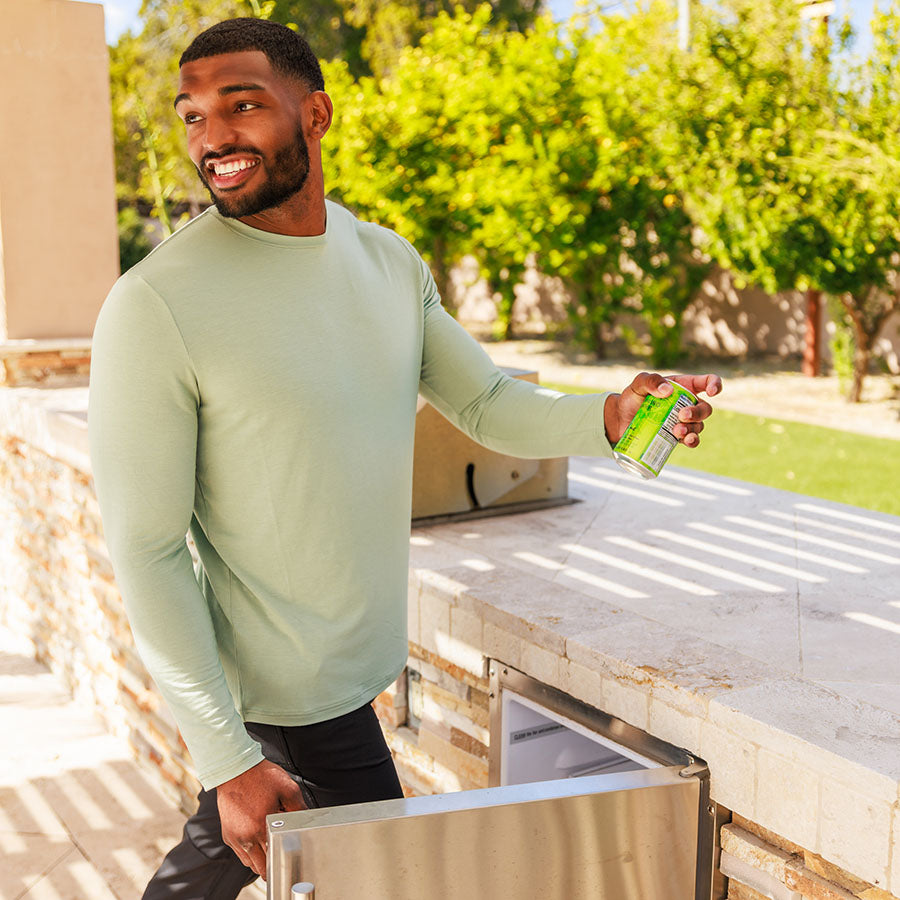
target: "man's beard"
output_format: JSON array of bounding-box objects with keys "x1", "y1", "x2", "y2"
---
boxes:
[{"x1": 197, "y1": 126, "x2": 311, "y2": 219}]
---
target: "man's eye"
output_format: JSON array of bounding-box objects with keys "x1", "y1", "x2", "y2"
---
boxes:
[
  {"x1": 183, "y1": 114, "x2": 202, "y2": 125},
  {"x1": 236, "y1": 102, "x2": 258, "y2": 112}
]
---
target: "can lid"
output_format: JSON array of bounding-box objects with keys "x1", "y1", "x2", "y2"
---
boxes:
[
  {"x1": 665, "y1": 378, "x2": 700, "y2": 403},
  {"x1": 292, "y1": 883, "x2": 315, "y2": 896}
]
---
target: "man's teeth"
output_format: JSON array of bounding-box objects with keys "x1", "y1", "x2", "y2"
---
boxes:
[{"x1": 211, "y1": 159, "x2": 259, "y2": 176}]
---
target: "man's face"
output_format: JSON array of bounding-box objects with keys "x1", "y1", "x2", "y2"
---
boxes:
[{"x1": 175, "y1": 51, "x2": 311, "y2": 218}]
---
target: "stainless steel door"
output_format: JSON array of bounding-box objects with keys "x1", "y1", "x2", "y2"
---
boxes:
[{"x1": 266, "y1": 765, "x2": 705, "y2": 899}]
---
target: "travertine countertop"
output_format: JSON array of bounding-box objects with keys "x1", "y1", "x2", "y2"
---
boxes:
[{"x1": 409, "y1": 457, "x2": 900, "y2": 895}]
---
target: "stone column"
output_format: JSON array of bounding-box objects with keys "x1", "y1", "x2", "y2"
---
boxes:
[{"x1": 0, "y1": 0, "x2": 118, "y2": 382}]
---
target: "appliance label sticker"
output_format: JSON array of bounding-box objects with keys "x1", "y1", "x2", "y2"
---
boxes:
[{"x1": 510, "y1": 723, "x2": 567, "y2": 743}]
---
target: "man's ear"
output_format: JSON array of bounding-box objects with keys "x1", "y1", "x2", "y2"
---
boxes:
[{"x1": 306, "y1": 91, "x2": 333, "y2": 140}]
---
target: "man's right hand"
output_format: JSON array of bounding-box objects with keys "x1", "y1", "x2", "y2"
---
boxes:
[{"x1": 217, "y1": 758, "x2": 306, "y2": 878}]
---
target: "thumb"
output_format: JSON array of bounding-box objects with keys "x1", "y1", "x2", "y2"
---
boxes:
[{"x1": 628, "y1": 372, "x2": 673, "y2": 400}]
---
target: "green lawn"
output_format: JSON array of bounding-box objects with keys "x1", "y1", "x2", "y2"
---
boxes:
[{"x1": 544, "y1": 382, "x2": 900, "y2": 517}]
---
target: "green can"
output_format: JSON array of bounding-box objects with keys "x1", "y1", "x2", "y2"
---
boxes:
[{"x1": 613, "y1": 380, "x2": 699, "y2": 480}]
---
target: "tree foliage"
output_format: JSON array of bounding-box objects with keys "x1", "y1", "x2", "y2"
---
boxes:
[
  {"x1": 110, "y1": 0, "x2": 900, "y2": 386},
  {"x1": 667, "y1": 0, "x2": 900, "y2": 398},
  {"x1": 109, "y1": 0, "x2": 545, "y2": 217},
  {"x1": 328, "y1": 4, "x2": 710, "y2": 360}
]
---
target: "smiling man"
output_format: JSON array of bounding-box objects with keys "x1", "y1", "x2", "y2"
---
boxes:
[{"x1": 89, "y1": 17, "x2": 720, "y2": 899}]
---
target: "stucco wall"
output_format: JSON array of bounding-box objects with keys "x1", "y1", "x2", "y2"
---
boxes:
[
  {"x1": 453, "y1": 258, "x2": 900, "y2": 372},
  {"x1": 0, "y1": 0, "x2": 118, "y2": 340}
]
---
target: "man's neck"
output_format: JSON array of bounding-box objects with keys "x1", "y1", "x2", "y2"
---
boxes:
[{"x1": 237, "y1": 181, "x2": 327, "y2": 237}]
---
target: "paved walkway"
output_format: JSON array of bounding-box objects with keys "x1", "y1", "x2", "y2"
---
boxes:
[{"x1": 0, "y1": 626, "x2": 264, "y2": 900}]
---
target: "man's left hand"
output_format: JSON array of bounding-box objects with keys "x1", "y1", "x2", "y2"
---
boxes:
[{"x1": 603, "y1": 372, "x2": 722, "y2": 447}]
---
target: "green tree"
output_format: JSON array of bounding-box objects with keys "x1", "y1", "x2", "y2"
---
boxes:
[
  {"x1": 327, "y1": 3, "x2": 709, "y2": 358},
  {"x1": 342, "y1": 0, "x2": 542, "y2": 79},
  {"x1": 325, "y1": 9, "x2": 496, "y2": 303},
  {"x1": 267, "y1": 0, "x2": 368, "y2": 77},
  {"x1": 117, "y1": 206, "x2": 155, "y2": 272},
  {"x1": 417, "y1": 10, "x2": 560, "y2": 338},
  {"x1": 534, "y1": 4, "x2": 709, "y2": 362},
  {"x1": 816, "y1": 1, "x2": 900, "y2": 402},
  {"x1": 669, "y1": 0, "x2": 900, "y2": 400}
]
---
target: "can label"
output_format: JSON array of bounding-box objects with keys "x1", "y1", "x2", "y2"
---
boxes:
[{"x1": 613, "y1": 381, "x2": 698, "y2": 480}]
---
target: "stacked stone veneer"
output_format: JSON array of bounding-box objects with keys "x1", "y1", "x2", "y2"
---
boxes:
[
  {"x1": 0, "y1": 341, "x2": 92, "y2": 387},
  {"x1": 722, "y1": 818, "x2": 898, "y2": 900},
  {"x1": 0, "y1": 433, "x2": 201, "y2": 812},
  {"x1": 1, "y1": 410, "x2": 897, "y2": 900},
  {"x1": 374, "y1": 643, "x2": 491, "y2": 797}
]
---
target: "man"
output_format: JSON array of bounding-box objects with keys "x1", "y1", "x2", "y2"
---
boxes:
[{"x1": 89, "y1": 17, "x2": 720, "y2": 899}]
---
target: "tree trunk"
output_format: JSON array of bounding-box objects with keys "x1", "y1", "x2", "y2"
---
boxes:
[
  {"x1": 431, "y1": 236, "x2": 450, "y2": 311},
  {"x1": 802, "y1": 289, "x2": 822, "y2": 377},
  {"x1": 495, "y1": 282, "x2": 517, "y2": 342},
  {"x1": 848, "y1": 320, "x2": 870, "y2": 403},
  {"x1": 592, "y1": 317, "x2": 607, "y2": 359}
]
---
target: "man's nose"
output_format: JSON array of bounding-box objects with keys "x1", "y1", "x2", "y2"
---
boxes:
[{"x1": 202, "y1": 116, "x2": 239, "y2": 155}]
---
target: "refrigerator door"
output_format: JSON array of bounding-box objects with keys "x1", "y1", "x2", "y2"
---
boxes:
[{"x1": 267, "y1": 766, "x2": 704, "y2": 900}]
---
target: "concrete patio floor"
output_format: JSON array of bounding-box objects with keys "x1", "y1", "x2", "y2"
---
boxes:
[{"x1": 0, "y1": 625, "x2": 265, "y2": 900}]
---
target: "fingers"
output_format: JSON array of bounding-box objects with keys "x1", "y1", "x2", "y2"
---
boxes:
[
  {"x1": 619, "y1": 371, "x2": 720, "y2": 450},
  {"x1": 679, "y1": 398, "x2": 713, "y2": 423},
  {"x1": 241, "y1": 839, "x2": 267, "y2": 878},
  {"x1": 237, "y1": 783, "x2": 304, "y2": 875},
  {"x1": 628, "y1": 372, "x2": 723, "y2": 401},
  {"x1": 218, "y1": 759, "x2": 306, "y2": 880},
  {"x1": 670, "y1": 373, "x2": 723, "y2": 398},
  {"x1": 673, "y1": 420, "x2": 704, "y2": 445},
  {"x1": 673, "y1": 397, "x2": 711, "y2": 446},
  {"x1": 228, "y1": 832, "x2": 266, "y2": 876}
]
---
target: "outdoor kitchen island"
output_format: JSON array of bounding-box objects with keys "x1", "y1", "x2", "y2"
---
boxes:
[
  {"x1": 1, "y1": 388, "x2": 898, "y2": 900},
  {"x1": 389, "y1": 457, "x2": 900, "y2": 900}
]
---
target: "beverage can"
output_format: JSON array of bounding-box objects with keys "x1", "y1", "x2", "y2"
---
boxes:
[{"x1": 613, "y1": 380, "x2": 699, "y2": 480}]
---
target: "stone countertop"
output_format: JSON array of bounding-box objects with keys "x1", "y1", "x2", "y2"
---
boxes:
[
  {"x1": 409, "y1": 457, "x2": 900, "y2": 895},
  {"x1": 0, "y1": 385, "x2": 90, "y2": 473}
]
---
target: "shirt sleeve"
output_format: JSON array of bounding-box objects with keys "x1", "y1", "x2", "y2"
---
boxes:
[
  {"x1": 89, "y1": 273, "x2": 264, "y2": 789},
  {"x1": 417, "y1": 255, "x2": 614, "y2": 459}
]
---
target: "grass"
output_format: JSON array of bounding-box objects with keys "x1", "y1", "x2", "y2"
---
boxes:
[{"x1": 544, "y1": 382, "x2": 900, "y2": 517}]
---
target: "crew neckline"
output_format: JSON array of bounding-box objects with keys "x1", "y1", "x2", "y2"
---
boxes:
[{"x1": 209, "y1": 201, "x2": 332, "y2": 247}]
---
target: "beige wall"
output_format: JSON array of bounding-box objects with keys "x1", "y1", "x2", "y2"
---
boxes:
[
  {"x1": 454, "y1": 257, "x2": 900, "y2": 372},
  {"x1": 0, "y1": 0, "x2": 118, "y2": 340}
]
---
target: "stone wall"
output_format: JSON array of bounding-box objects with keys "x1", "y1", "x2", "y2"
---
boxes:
[
  {"x1": 0, "y1": 433, "x2": 201, "y2": 813},
  {"x1": 382, "y1": 643, "x2": 491, "y2": 796},
  {"x1": 1, "y1": 412, "x2": 896, "y2": 900},
  {"x1": 722, "y1": 818, "x2": 897, "y2": 900},
  {"x1": 0, "y1": 341, "x2": 93, "y2": 387},
  {"x1": 451, "y1": 257, "x2": 900, "y2": 373}
]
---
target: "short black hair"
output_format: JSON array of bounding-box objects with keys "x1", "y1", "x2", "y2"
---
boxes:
[{"x1": 180, "y1": 18, "x2": 325, "y2": 92}]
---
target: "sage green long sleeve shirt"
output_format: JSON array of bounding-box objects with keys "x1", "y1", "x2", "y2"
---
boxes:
[{"x1": 89, "y1": 200, "x2": 612, "y2": 789}]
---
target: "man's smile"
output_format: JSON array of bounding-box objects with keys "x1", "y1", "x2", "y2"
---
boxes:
[{"x1": 204, "y1": 156, "x2": 261, "y2": 190}]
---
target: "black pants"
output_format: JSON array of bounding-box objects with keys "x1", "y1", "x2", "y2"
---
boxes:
[{"x1": 143, "y1": 702, "x2": 404, "y2": 899}]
